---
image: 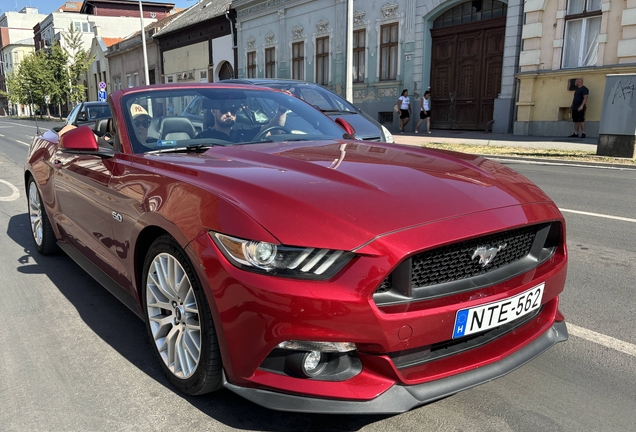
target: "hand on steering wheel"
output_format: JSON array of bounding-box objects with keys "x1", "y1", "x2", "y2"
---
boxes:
[{"x1": 253, "y1": 125, "x2": 288, "y2": 141}]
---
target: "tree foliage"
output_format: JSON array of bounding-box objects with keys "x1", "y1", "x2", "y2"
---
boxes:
[
  {"x1": 62, "y1": 23, "x2": 95, "y2": 104},
  {"x1": 4, "y1": 50, "x2": 52, "y2": 109},
  {"x1": 2, "y1": 24, "x2": 95, "y2": 114}
]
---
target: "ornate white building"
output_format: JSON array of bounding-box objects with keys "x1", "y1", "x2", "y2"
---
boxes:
[{"x1": 233, "y1": 0, "x2": 524, "y2": 133}]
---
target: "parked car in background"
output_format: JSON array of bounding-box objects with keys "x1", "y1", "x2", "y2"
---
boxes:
[
  {"x1": 65, "y1": 101, "x2": 112, "y2": 131},
  {"x1": 25, "y1": 83, "x2": 568, "y2": 414},
  {"x1": 222, "y1": 78, "x2": 394, "y2": 143}
]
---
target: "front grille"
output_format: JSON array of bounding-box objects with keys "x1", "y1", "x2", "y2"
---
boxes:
[
  {"x1": 411, "y1": 226, "x2": 536, "y2": 288},
  {"x1": 374, "y1": 223, "x2": 559, "y2": 306}
]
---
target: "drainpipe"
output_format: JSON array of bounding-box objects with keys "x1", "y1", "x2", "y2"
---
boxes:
[
  {"x1": 225, "y1": 6, "x2": 237, "y2": 79},
  {"x1": 225, "y1": 7, "x2": 236, "y2": 49}
]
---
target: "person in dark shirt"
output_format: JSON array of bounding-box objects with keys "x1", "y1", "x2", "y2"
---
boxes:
[
  {"x1": 569, "y1": 78, "x2": 589, "y2": 138},
  {"x1": 197, "y1": 102, "x2": 239, "y2": 141},
  {"x1": 196, "y1": 100, "x2": 287, "y2": 142}
]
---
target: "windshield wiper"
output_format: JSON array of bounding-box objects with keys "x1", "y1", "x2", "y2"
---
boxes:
[{"x1": 146, "y1": 144, "x2": 219, "y2": 155}]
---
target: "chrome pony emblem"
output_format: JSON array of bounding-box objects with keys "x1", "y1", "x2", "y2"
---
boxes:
[{"x1": 471, "y1": 243, "x2": 507, "y2": 267}]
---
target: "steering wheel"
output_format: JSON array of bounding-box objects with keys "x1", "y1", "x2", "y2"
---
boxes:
[{"x1": 253, "y1": 125, "x2": 288, "y2": 141}]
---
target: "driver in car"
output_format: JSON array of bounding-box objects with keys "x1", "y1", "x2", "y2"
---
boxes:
[{"x1": 196, "y1": 100, "x2": 287, "y2": 142}]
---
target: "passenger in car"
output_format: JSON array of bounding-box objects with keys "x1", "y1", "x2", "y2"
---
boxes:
[{"x1": 130, "y1": 103, "x2": 153, "y2": 144}]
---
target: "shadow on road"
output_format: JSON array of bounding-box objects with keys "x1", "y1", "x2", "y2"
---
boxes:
[{"x1": 7, "y1": 212, "x2": 391, "y2": 431}]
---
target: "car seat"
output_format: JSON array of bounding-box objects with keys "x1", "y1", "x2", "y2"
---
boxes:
[{"x1": 159, "y1": 117, "x2": 196, "y2": 140}]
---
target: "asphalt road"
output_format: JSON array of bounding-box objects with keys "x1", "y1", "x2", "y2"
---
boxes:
[{"x1": 1, "y1": 118, "x2": 635, "y2": 431}]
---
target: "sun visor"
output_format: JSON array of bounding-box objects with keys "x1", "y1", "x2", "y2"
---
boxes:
[{"x1": 202, "y1": 91, "x2": 247, "y2": 109}]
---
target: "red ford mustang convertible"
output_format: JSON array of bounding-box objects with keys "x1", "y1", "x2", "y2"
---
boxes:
[{"x1": 24, "y1": 84, "x2": 568, "y2": 413}]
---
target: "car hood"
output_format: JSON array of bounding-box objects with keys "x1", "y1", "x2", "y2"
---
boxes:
[
  {"x1": 151, "y1": 141, "x2": 554, "y2": 250},
  {"x1": 326, "y1": 112, "x2": 382, "y2": 140}
]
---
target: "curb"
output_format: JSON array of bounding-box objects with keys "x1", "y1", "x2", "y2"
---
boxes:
[{"x1": 478, "y1": 154, "x2": 636, "y2": 170}]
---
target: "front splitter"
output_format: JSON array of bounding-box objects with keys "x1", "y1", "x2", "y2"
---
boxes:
[{"x1": 223, "y1": 320, "x2": 569, "y2": 414}]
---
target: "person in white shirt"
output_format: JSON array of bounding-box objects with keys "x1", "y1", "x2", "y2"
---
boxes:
[
  {"x1": 396, "y1": 89, "x2": 411, "y2": 133},
  {"x1": 415, "y1": 90, "x2": 432, "y2": 134}
]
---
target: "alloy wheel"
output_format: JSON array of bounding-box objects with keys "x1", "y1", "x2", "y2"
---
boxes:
[
  {"x1": 146, "y1": 252, "x2": 201, "y2": 379},
  {"x1": 29, "y1": 181, "x2": 43, "y2": 246}
]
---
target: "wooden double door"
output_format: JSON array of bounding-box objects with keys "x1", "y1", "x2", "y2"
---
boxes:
[{"x1": 430, "y1": 18, "x2": 505, "y2": 130}]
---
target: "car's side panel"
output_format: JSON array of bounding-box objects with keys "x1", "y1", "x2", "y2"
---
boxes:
[{"x1": 51, "y1": 152, "x2": 123, "y2": 282}]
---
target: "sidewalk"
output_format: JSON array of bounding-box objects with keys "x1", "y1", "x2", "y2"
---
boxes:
[{"x1": 391, "y1": 129, "x2": 597, "y2": 152}]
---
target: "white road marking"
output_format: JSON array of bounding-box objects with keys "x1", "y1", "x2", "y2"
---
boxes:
[
  {"x1": 0, "y1": 179, "x2": 20, "y2": 201},
  {"x1": 0, "y1": 120, "x2": 40, "y2": 129},
  {"x1": 569, "y1": 324, "x2": 636, "y2": 358},
  {"x1": 560, "y1": 208, "x2": 636, "y2": 223},
  {"x1": 0, "y1": 134, "x2": 31, "y2": 146}
]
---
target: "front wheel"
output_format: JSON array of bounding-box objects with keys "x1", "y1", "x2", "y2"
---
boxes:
[
  {"x1": 142, "y1": 235, "x2": 222, "y2": 395},
  {"x1": 27, "y1": 178, "x2": 57, "y2": 255}
]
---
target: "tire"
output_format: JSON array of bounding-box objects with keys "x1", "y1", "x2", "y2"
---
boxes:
[
  {"x1": 27, "y1": 178, "x2": 57, "y2": 255},
  {"x1": 142, "y1": 235, "x2": 222, "y2": 395}
]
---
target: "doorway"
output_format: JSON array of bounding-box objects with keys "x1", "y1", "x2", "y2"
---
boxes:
[{"x1": 430, "y1": 1, "x2": 507, "y2": 130}]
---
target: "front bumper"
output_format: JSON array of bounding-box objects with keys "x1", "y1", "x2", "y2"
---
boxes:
[{"x1": 223, "y1": 320, "x2": 568, "y2": 414}]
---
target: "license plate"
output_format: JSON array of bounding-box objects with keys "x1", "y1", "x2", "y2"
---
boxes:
[{"x1": 452, "y1": 283, "x2": 545, "y2": 339}]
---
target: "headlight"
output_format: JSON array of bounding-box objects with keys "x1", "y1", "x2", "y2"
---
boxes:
[
  {"x1": 210, "y1": 232, "x2": 355, "y2": 279},
  {"x1": 381, "y1": 125, "x2": 394, "y2": 143}
]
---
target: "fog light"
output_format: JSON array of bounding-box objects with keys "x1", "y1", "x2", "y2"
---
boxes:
[
  {"x1": 303, "y1": 351, "x2": 322, "y2": 373},
  {"x1": 285, "y1": 350, "x2": 327, "y2": 378}
]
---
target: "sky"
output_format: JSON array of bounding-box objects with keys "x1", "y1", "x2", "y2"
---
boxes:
[{"x1": 2, "y1": 0, "x2": 195, "y2": 15}]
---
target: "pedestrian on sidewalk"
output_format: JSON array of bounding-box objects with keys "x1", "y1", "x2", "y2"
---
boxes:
[
  {"x1": 569, "y1": 78, "x2": 589, "y2": 138},
  {"x1": 415, "y1": 90, "x2": 432, "y2": 134},
  {"x1": 397, "y1": 89, "x2": 411, "y2": 133}
]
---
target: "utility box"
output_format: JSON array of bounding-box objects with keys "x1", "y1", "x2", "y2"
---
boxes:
[{"x1": 597, "y1": 74, "x2": 636, "y2": 158}]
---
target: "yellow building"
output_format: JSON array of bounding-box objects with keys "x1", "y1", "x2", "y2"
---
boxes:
[{"x1": 515, "y1": 0, "x2": 636, "y2": 137}]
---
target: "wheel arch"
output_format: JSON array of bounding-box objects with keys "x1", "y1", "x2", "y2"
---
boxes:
[{"x1": 133, "y1": 225, "x2": 171, "y2": 305}]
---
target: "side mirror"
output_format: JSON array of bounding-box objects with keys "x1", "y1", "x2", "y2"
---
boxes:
[
  {"x1": 77, "y1": 112, "x2": 87, "y2": 121},
  {"x1": 59, "y1": 125, "x2": 113, "y2": 157},
  {"x1": 335, "y1": 118, "x2": 356, "y2": 138}
]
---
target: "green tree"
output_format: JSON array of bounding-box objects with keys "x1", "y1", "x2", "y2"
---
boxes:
[
  {"x1": 3, "y1": 50, "x2": 53, "y2": 117},
  {"x1": 47, "y1": 41, "x2": 71, "y2": 118},
  {"x1": 62, "y1": 23, "x2": 95, "y2": 104}
]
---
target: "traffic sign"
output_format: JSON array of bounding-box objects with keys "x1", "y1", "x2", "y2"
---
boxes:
[
  {"x1": 98, "y1": 90, "x2": 107, "y2": 102},
  {"x1": 99, "y1": 81, "x2": 106, "y2": 90},
  {"x1": 45, "y1": 95, "x2": 50, "y2": 104}
]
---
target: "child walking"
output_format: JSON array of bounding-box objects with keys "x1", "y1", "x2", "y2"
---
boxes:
[{"x1": 415, "y1": 90, "x2": 431, "y2": 134}]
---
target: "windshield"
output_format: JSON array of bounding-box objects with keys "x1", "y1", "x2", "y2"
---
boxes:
[
  {"x1": 265, "y1": 84, "x2": 357, "y2": 113},
  {"x1": 121, "y1": 87, "x2": 351, "y2": 154}
]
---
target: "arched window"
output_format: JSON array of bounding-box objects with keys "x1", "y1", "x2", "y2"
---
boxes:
[{"x1": 433, "y1": 0, "x2": 507, "y2": 28}]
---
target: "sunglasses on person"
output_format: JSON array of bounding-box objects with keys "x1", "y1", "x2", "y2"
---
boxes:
[
  {"x1": 134, "y1": 119, "x2": 151, "y2": 128},
  {"x1": 219, "y1": 105, "x2": 238, "y2": 115}
]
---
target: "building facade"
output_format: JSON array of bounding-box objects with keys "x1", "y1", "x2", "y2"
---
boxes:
[
  {"x1": 233, "y1": 0, "x2": 524, "y2": 134},
  {"x1": 153, "y1": 0, "x2": 236, "y2": 85},
  {"x1": 87, "y1": 28, "x2": 123, "y2": 101},
  {"x1": 0, "y1": 7, "x2": 47, "y2": 115},
  {"x1": 106, "y1": 11, "x2": 184, "y2": 96},
  {"x1": 515, "y1": 0, "x2": 636, "y2": 138}
]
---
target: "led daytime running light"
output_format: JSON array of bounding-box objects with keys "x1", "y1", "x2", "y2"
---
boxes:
[{"x1": 277, "y1": 340, "x2": 357, "y2": 353}]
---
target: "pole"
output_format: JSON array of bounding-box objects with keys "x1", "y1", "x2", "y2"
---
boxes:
[
  {"x1": 345, "y1": 0, "x2": 353, "y2": 103},
  {"x1": 138, "y1": 0, "x2": 150, "y2": 86},
  {"x1": 27, "y1": 85, "x2": 41, "y2": 135}
]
